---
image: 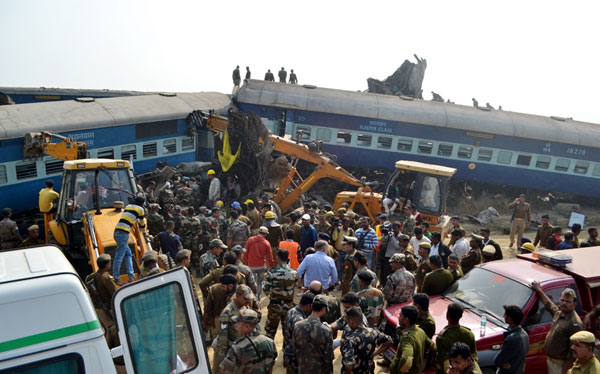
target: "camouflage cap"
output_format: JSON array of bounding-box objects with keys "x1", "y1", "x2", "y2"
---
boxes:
[
  {"x1": 236, "y1": 284, "x2": 256, "y2": 302},
  {"x1": 231, "y1": 244, "x2": 246, "y2": 256},
  {"x1": 98, "y1": 253, "x2": 111, "y2": 262},
  {"x1": 313, "y1": 294, "x2": 329, "y2": 309},
  {"x1": 210, "y1": 238, "x2": 227, "y2": 249},
  {"x1": 232, "y1": 307, "x2": 260, "y2": 324},
  {"x1": 174, "y1": 249, "x2": 192, "y2": 262},
  {"x1": 561, "y1": 288, "x2": 577, "y2": 300},
  {"x1": 570, "y1": 330, "x2": 595, "y2": 344},
  {"x1": 389, "y1": 253, "x2": 406, "y2": 263}
]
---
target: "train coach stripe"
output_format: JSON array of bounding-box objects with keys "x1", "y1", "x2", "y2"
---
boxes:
[{"x1": 0, "y1": 320, "x2": 101, "y2": 352}]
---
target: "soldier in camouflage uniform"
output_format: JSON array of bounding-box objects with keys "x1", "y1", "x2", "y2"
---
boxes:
[
  {"x1": 146, "y1": 204, "x2": 165, "y2": 236},
  {"x1": 399, "y1": 206, "x2": 416, "y2": 236},
  {"x1": 220, "y1": 308, "x2": 277, "y2": 374},
  {"x1": 183, "y1": 213, "x2": 203, "y2": 277},
  {"x1": 357, "y1": 271, "x2": 385, "y2": 327},
  {"x1": 341, "y1": 236, "x2": 358, "y2": 295},
  {"x1": 211, "y1": 207, "x2": 228, "y2": 240},
  {"x1": 230, "y1": 245, "x2": 257, "y2": 294},
  {"x1": 158, "y1": 186, "x2": 175, "y2": 209},
  {"x1": 0, "y1": 208, "x2": 22, "y2": 250},
  {"x1": 199, "y1": 238, "x2": 226, "y2": 278},
  {"x1": 383, "y1": 253, "x2": 416, "y2": 305},
  {"x1": 226, "y1": 210, "x2": 250, "y2": 248},
  {"x1": 331, "y1": 292, "x2": 368, "y2": 337},
  {"x1": 341, "y1": 307, "x2": 393, "y2": 374},
  {"x1": 351, "y1": 252, "x2": 377, "y2": 293},
  {"x1": 292, "y1": 295, "x2": 334, "y2": 374},
  {"x1": 435, "y1": 303, "x2": 477, "y2": 374},
  {"x1": 415, "y1": 242, "x2": 432, "y2": 292},
  {"x1": 283, "y1": 293, "x2": 314, "y2": 374},
  {"x1": 307, "y1": 280, "x2": 341, "y2": 324},
  {"x1": 199, "y1": 257, "x2": 247, "y2": 297},
  {"x1": 175, "y1": 179, "x2": 193, "y2": 203},
  {"x1": 391, "y1": 305, "x2": 435, "y2": 374},
  {"x1": 263, "y1": 249, "x2": 298, "y2": 338},
  {"x1": 144, "y1": 181, "x2": 158, "y2": 203},
  {"x1": 214, "y1": 285, "x2": 256, "y2": 374}
]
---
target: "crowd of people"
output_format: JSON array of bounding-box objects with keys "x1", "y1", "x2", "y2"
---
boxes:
[
  {"x1": 232, "y1": 65, "x2": 298, "y2": 92},
  {"x1": 2, "y1": 171, "x2": 600, "y2": 374}
]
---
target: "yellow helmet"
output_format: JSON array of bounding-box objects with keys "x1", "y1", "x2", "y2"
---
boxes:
[
  {"x1": 207, "y1": 169, "x2": 216, "y2": 176},
  {"x1": 244, "y1": 199, "x2": 254, "y2": 205},
  {"x1": 265, "y1": 211, "x2": 276, "y2": 219},
  {"x1": 216, "y1": 200, "x2": 224, "y2": 207},
  {"x1": 520, "y1": 243, "x2": 535, "y2": 252}
]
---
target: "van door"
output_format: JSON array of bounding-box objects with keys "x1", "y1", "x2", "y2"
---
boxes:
[{"x1": 112, "y1": 268, "x2": 210, "y2": 374}]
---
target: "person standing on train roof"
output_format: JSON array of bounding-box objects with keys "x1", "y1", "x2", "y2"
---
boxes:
[
  {"x1": 264, "y1": 69, "x2": 275, "y2": 81},
  {"x1": 232, "y1": 66, "x2": 241, "y2": 93},
  {"x1": 39, "y1": 179, "x2": 60, "y2": 214},
  {"x1": 508, "y1": 194, "x2": 531, "y2": 249},
  {"x1": 207, "y1": 169, "x2": 221, "y2": 208},
  {"x1": 278, "y1": 67, "x2": 287, "y2": 83},
  {"x1": 289, "y1": 69, "x2": 298, "y2": 84},
  {"x1": 245, "y1": 66, "x2": 251, "y2": 80}
]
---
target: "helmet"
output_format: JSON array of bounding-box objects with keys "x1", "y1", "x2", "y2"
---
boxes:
[
  {"x1": 265, "y1": 211, "x2": 276, "y2": 219},
  {"x1": 216, "y1": 200, "x2": 224, "y2": 207},
  {"x1": 207, "y1": 169, "x2": 216, "y2": 176},
  {"x1": 520, "y1": 243, "x2": 535, "y2": 253}
]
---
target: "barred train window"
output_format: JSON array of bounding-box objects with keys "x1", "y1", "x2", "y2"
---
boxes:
[
  {"x1": 458, "y1": 146, "x2": 473, "y2": 159},
  {"x1": 397, "y1": 138, "x2": 413, "y2": 152},
  {"x1": 163, "y1": 139, "x2": 176, "y2": 154},
  {"x1": 536, "y1": 156, "x2": 551, "y2": 169},
  {"x1": 356, "y1": 133, "x2": 372, "y2": 147},
  {"x1": 16, "y1": 161, "x2": 37, "y2": 180},
  {"x1": 574, "y1": 161, "x2": 589, "y2": 175},
  {"x1": 516, "y1": 154, "x2": 532, "y2": 167},
  {"x1": 593, "y1": 164, "x2": 600, "y2": 177},
  {"x1": 337, "y1": 131, "x2": 352, "y2": 144},
  {"x1": 437, "y1": 144, "x2": 453, "y2": 157},
  {"x1": 182, "y1": 137, "x2": 194, "y2": 151},
  {"x1": 121, "y1": 145, "x2": 137, "y2": 160},
  {"x1": 555, "y1": 158, "x2": 570, "y2": 172},
  {"x1": 417, "y1": 141, "x2": 433, "y2": 154},
  {"x1": 477, "y1": 149, "x2": 493, "y2": 161},
  {"x1": 45, "y1": 158, "x2": 64, "y2": 175},
  {"x1": 316, "y1": 128, "x2": 332, "y2": 142},
  {"x1": 377, "y1": 136, "x2": 392, "y2": 149},
  {"x1": 97, "y1": 148, "x2": 114, "y2": 159},
  {"x1": 143, "y1": 143, "x2": 158, "y2": 158},
  {"x1": 0, "y1": 165, "x2": 7, "y2": 184}
]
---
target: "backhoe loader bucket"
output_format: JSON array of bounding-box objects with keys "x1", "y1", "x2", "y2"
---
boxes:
[
  {"x1": 217, "y1": 129, "x2": 241, "y2": 172},
  {"x1": 23, "y1": 132, "x2": 45, "y2": 160}
]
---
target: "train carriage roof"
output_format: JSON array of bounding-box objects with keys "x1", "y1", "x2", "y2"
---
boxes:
[
  {"x1": 0, "y1": 92, "x2": 231, "y2": 140},
  {"x1": 235, "y1": 80, "x2": 600, "y2": 148}
]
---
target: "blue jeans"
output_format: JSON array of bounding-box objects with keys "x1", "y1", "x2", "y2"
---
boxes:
[
  {"x1": 335, "y1": 251, "x2": 346, "y2": 283},
  {"x1": 113, "y1": 231, "x2": 134, "y2": 281},
  {"x1": 251, "y1": 266, "x2": 266, "y2": 299},
  {"x1": 360, "y1": 250, "x2": 375, "y2": 273}
]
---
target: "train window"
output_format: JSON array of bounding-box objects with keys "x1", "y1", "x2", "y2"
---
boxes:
[
  {"x1": 516, "y1": 154, "x2": 532, "y2": 167},
  {"x1": 135, "y1": 120, "x2": 177, "y2": 139},
  {"x1": 182, "y1": 137, "x2": 194, "y2": 151},
  {"x1": 337, "y1": 131, "x2": 352, "y2": 144},
  {"x1": 45, "y1": 158, "x2": 64, "y2": 175},
  {"x1": 437, "y1": 144, "x2": 453, "y2": 157},
  {"x1": 357, "y1": 133, "x2": 372, "y2": 147},
  {"x1": 316, "y1": 128, "x2": 332, "y2": 142},
  {"x1": 163, "y1": 139, "x2": 177, "y2": 154},
  {"x1": 574, "y1": 161, "x2": 589, "y2": 175},
  {"x1": 477, "y1": 149, "x2": 493, "y2": 161},
  {"x1": 16, "y1": 161, "x2": 37, "y2": 180},
  {"x1": 143, "y1": 142, "x2": 158, "y2": 158},
  {"x1": 535, "y1": 156, "x2": 551, "y2": 169},
  {"x1": 593, "y1": 164, "x2": 600, "y2": 177},
  {"x1": 458, "y1": 146, "x2": 473, "y2": 159},
  {"x1": 417, "y1": 141, "x2": 433, "y2": 154},
  {"x1": 555, "y1": 158, "x2": 570, "y2": 172},
  {"x1": 0, "y1": 165, "x2": 6, "y2": 185},
  {"x1": 497, "y1": 151, "x2": 512, "y2": 165},
  {"x1": 121, "y1": 145, "x2": 137, "y2": 160},
  {"x1": 397, "y1": 138, "x2": 413, "y2": 152},
  {"x1": 377, "y1": 136, "x2": 392, "y2": 149},
  {"x1": 97, "y1": 148, "x2": 114, "y2": 159},
  {"x1": 296, "y1": 125, "x2": 312, "y2": 139}
]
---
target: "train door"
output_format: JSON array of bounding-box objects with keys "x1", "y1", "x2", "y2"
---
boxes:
[{"x1": 274, "y1": 109, "x2": 287, "y2": 137}]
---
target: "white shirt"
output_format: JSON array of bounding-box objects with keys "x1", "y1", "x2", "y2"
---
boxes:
[
  {"x1": 452, "y1": 237, "x2": 470, "y2": 258},
  {"x1": 410, "y1": 235, "x2": 431, "y2": 260},
  {"x1": 430, "y1": 242, "x2": 440, "y2": 258},
  {"x1": 208, "y1": 177, "x2": 221, "y2": 201}
]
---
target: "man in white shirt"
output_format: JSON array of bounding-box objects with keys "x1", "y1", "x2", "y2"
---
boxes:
[
  {"x1": 409, "y1": 227, "x2": 431, "y2": 260},
  {"x1": 207, "y1": 169, "x2": 221, "y2": 207},
  {"x1": 449, "y1": 229, "x2": 469, "y2": 259}
]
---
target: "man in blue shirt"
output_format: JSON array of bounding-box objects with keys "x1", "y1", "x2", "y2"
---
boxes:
[
  {"x1": 158, "y1": 220, "x2": 183, "y2": 259},
  {"x1": 558, "y1": 231, "x2": 575, "y2": 250},
  {"x1": 355, "y1": 216, "x2": 378, "y2": 272},
  {"x1": 297, "y1": 240, "x2": 337, "y2": 289},
  {"x1": 299, "y1": 213, "x2": 317, "y2": 257},
  {"x1": 494, "y1": 305, "x2": 529, "y2": 374}
]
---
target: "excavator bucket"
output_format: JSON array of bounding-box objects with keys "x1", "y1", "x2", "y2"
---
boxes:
[
  {"x1": 217, "y1": 129, "x2": 241, "y2": 172},
  {"x1": 23, "y1": 132, "x2": 45, "y2": 160}
]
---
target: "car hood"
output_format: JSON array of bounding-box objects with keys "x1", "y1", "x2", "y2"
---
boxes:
[{"x1": 385, "y1": 295, "x2": 507, "y2": 338}]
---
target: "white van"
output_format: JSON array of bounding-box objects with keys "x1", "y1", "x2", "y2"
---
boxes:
[{"x1": 0, "y1": 246, "x2": 210, "y2": 374}]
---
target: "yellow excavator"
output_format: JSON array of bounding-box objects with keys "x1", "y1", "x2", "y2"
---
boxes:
[{"x1": 24, "y1": 132, "x2": 150, "y2": 278}]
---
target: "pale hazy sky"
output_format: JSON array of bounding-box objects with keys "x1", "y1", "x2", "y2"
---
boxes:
[{"x1": 2, "y1": 1, "x2": 600, "y2": 123}]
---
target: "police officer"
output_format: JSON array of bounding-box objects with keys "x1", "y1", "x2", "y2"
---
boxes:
[
  {"x1": 398, "y1": 234, "x2": 418, "y2": 272},
  {"x1": 220, "y1": 308, "x2": 277, "y2": 374},
  {"x1": 390, "y1": 305, "x2": 435, "y2": 374},
  {"x1": 292, "y1": 295, "x2": 334, "y2": 373},
  {"x1": 448, "y1": 254, "x2": 463, "y2": 282},
  {"x1": 421, "y1": 255, "x2": 454, "y2": 296},
  {"x1": 283, "y1": 293, "x2": 314, "y2": 374},
  {"x1": 199, "y1": 256, "x2": 247, "y2": 297},
  {"x1": 414, "y1": 293, "x2": 436, "y2": 339},
  {"x1": 415, "y1": 242, "x2": 432, "y2": 292},
  {"x1": 568, "y1": 331, "x2": 600, "y2": 374},
  {"x1": 447, "y1": 342, "x2": 482, "y2": 374},
  {"x1": 383, "y1": 253, "x2": 416, "y2": 305},
  {"x1": 341, "y1": 235, "x2": 358, "y2": 295},
  {"x1": 460, "y1": 235, "x2": 483, "y2": 275},
  {"x1": 532, "y1": 282, "x2": 584, "y2": 374},
  {"x1": 340, "y1": 307, "x2": 393, "y2": 373},
  {"x1": 20, "y1": 225, "x2": 44, "y2": 247},
  {"x1": 0, "y1": 208, "x2": 22, "y2": 250},
  {"x1": 436, "y1": 303, "x2": 477, "y2": 374},
  {"x1": 139, "y1": 250, "x2": 165, "y2": 278},
  {"x1": 357, "y1": 271, "x2": 384, "y2": 327},
  {"x1": 85, "y1": 253, "x2": 118, "y2": 314},
  {"x1": 203, "y1": 272, "x2": 237, "y2": 341},
  {"x1": 263, "y1": 249, "x2": 298, "y2": 339}
]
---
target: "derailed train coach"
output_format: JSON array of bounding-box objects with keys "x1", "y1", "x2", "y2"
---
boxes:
[
  {"x1": 234, "y1": 79, "x2": 600, "y2": 198},
  {"x1": 0, "y1": 92, "x2": 231, "y2": 212}
]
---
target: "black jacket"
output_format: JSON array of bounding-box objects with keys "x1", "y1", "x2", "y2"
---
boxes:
[{"x1": 494, "y1": 326, "x2": 529, "y2": 374}]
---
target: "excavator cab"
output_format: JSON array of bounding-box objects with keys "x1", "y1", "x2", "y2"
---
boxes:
[
  {"x1": 50, "y1": 159, "x2": 147, "y2": 278},
  {"x1": 383, "y1": 161, "x2": 456, "y2": 227}
]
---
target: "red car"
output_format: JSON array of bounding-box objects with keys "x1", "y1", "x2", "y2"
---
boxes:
[{"x1": 383, "y1": 247, "x2": 600, "y2": 374}]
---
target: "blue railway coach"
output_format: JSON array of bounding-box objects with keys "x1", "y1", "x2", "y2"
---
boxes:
[
  {"x1": 0, "y1": 92, "x2": 230, "y2": 212},
  {"x1": 235, "y1": 80, "x2": 600, "y2": 198}
]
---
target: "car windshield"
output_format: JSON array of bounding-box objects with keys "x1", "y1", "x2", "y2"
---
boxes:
[
  {"x1": 71, "y1": 168, "x2": 134, "y2": 219},
  {"x1": 442, "y1": 267, "x2": 533, "y2": 322}
]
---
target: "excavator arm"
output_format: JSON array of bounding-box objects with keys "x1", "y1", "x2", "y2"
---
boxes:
[
  {"x1": 24, "y1": 131, "x2": 88, "y2": 161},
  {"x1": 203, "y1": 112, "x2": 367, "y2": 212}
]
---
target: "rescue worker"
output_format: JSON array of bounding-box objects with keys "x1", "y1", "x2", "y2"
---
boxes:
[
  {"x1": 146, "y1": 203, "x2": 165, "y2": 236},
  {"x1": 383, "y1": 253, "x2": 416, "y2": 305},
  {"x1": 460, "y1": 235, "x2": 483, "y2": 275},
  {"x1": 283, "y1": 292, "x2": 314, "y2": 374},
  {"x1": 38, "y1": 179, "x2": 59, "y2": 213},
  {"x1": 245, "y1": 66, "x2": 251, "y2": 80},
  {"x1": 264, "y1": 210, "x2": 284, "y2": 256},
  {"x1": 356, "y1": 271, "x2": 384, "y2": 327},
  {"x1": 139, "y1": 250, "x2": 164, "y2": 278},
  {"x1": 203, "y1": 272, "x2": 238, "y2": 342},
  {"x1": 244, "y1": 226, "x2": 274, "y2": 299},
  {"x1": 232, "y1": 65, "x2": 241, "y2": 92},
  {"x1": 288, "y1": 69, "x2": 298, "y2": 84},
  {"x1": 307, "y1": 280, "x2": 342, "y2": 324},
  {"x1": 263, "y1": 249, "x2": 297, "y2": 338},
  {"x1": 220, "y1": 308, "x2": 277, "y2": 374},
  {"x1": 264, "y1": 69, "x2": 275, "y2": 81},
  {"x1": 199, "y1": 257, "x2": 247, "y2": 297},
  {"x1": 207, "y1": 169, "x2": 221, "y2": 208},
  {"x1": 0, "y1": 207, "x2": 22, "y2": 250},
  {"x1": 508, "y1": 194, "x2": 531, "y2": 249},
  {"x1": 157, "y1": 220, "x2": 183, "y2": 259},
  {"x1": 390, "y1": 305, "x2": 435, "y2": 374},
  {"x1": 278, "y1": 67, "x2": 287, "y2": 83},
  {"x1": 532, "y1": 282, "x2": 584, "y2": 374},
  {"x1": 292, "y1": 295, "x2": 334, "y2": 373},
  {"x1": 230, "y1": 245, "x2": 258, "y2": 294},
  {"x1": 399, "y1": 234, "x2": 418, "y2": 272},
  {"x1": 245, "y1": 200, "x2": 262, "y2": 236},
  {"x1": 436, "y1": 303, "x2": 477, "y2": 374},
  {"x1": 20, "y1": 224, "x2": 44, "y2": 247}
]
